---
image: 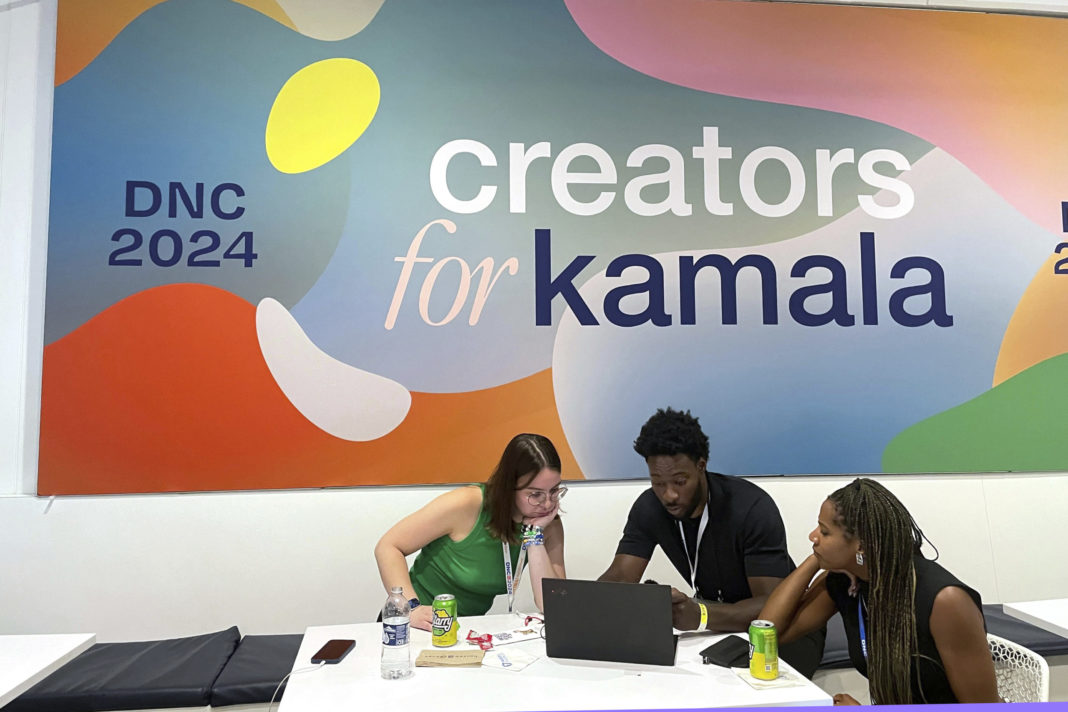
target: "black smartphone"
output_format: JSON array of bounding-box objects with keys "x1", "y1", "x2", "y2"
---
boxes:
[
  {"x1": 699, "y1": 635, "x2": 750, "y2": 667},
  {"x1": 311, "y1": 639, "x2": 355, "y2": 664}
]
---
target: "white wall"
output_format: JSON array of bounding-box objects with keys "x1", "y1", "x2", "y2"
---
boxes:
[
  {"x1": 0, "y1": 0, "x2": 53, "y2": 497},
  {"x1": 2, "y1": 471, "x2": 1067, "y2": 641},
  {"x1": 1, "y1": 0, "x2": 1066, "y2": 647}
]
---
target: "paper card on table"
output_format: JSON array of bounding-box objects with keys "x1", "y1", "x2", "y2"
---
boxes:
[
  {"x1": 481, "y1": 647, "x2": 539, "y2": 672},
  {"x1": 732, "y1": 667, "x2": 808, "y2": 689},
  {"x1": 415, "y1": 649, "x2": 485, "y2": 667}
]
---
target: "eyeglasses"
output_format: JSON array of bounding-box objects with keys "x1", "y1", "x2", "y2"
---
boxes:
[{"x1": 524, "y1": 486, "x2": 568, "y2": 506}]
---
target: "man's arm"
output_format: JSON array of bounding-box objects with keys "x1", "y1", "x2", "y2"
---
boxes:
[
  {"x1": 598, "y1": 553, "x2": 650, "y2": 583},
  {"x1": 670, "y1": 575, "x2": 781, "y2": 631},
  {"x1": 600, "y1": 492, "x2": 658, "y2": 583},
  {"x1": 673, "y1": 489, "x2": 794, "y2": 632}
]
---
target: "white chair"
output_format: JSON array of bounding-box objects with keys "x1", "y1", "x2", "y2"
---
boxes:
[{"x1": 988, "y1": 633, "x2": 1049, "y2": 702}]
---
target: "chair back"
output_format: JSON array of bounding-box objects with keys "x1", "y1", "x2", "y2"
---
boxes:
[{"x1": 988, "y1": 633, "x2": 1049, "y2": 703}]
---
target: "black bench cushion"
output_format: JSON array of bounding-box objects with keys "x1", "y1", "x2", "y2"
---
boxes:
[
  {"x1": 820, "y1": 603, "x2": 1068, "y2": 670},
  {"x1": 7, "y1": 626, "x2": 240, "y2": 712},
  {"x1": 819, "y1": 613, "x2": 853, "y2": 669},
  {"x1": 210, "y1": 634, "x2": 303, "y2": 707}
]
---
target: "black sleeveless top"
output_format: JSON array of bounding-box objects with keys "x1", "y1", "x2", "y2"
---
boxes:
[{"x1": 825, "y1": 555, "x2": 985, "y2": 704}]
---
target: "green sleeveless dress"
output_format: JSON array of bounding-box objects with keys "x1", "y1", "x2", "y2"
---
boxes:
[{"x1": 408, "y1": 485, "x2": 522, "y2": 616}]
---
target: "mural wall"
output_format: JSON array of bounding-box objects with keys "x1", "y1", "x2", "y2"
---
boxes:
[{"x1": 39, "y1": 0, "x2": 1068, "y2": 493}]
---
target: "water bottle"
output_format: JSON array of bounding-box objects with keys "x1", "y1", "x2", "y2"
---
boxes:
[{"x1": 381, "y1": 586, "x2": 413, "y2": 679}]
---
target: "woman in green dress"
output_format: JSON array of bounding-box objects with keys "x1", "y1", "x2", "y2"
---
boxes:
[{"x1": 374, "y1": 433, "x2": 566, "y2": 629}]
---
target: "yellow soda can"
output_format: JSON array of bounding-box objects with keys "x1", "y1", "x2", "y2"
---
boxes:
[
  {"x1": 748, "y1": 619, "x2": 779, "y2": 680},
  {"x1": 432, "y1": 594, "x2": 458, "y2": 647}
]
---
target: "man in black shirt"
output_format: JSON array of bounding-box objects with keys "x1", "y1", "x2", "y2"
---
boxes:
[{"x1": 598, "y1": 407, "x2": 826, "y2": 678}]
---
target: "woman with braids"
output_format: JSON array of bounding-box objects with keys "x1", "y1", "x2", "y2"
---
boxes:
[
  {"x1": 374, "y1": 434, "x2": 566, "y2": 630},
  {"x1": 759, "y1": 478, "x2": 998, "y2": 705}
]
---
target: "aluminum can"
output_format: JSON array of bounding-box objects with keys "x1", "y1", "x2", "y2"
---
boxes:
[
  {"x1": 431, "y1": 594, "x2": 458, "y2": 647},
  {"x1": 748, "y1": 619, "x2": 779, "y2": 680}
]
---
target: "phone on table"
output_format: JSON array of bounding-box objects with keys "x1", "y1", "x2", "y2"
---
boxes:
[
  {"x1": 311, "y1": 639, "x2": 355, "y2": 664},
  {"x1": 699, "y1": 635, "x2": 750, "y2": 667}
]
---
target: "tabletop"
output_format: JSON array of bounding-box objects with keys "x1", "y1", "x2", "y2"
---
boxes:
[
  {"x1": 0, "y1": 633, "x2": 96, "y2": 708},
  {"x1": 279, "y1": 614, "x2": 831, "y2": 711},
  {"x1": 1002, "y1": 599, "x2": 1068, "y2": 639}
]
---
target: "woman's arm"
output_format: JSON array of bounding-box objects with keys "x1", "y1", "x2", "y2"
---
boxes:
[
  {"x1": 373, "y1": 486, "x2": 482, "y2": 629},
  {"x1": 523, "y1": 501, "x2": 565, "y2": 611},
  {"x1": 930, "y1": 586, "x2": 1001, "y2": 703},
  {"x1": 758, "y1": 554, "x2": 838, "y2": 644}
]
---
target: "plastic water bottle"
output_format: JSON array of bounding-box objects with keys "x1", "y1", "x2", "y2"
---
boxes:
[{"x1": 381, "y1": 586, "x2": 413, "y2": 679}]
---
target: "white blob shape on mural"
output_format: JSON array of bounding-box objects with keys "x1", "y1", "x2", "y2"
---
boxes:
[
  {"x1": 256, "y1": 297, "x2": 410, "y2": 441},
  {"x1": 275, "y1": 0, "x2": 385, "y2": 41}
]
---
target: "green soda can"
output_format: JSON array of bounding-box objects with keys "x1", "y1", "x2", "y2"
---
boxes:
[
  {"x1": 748, "y1": 619, "x2": 779, "y2": 680},
  {"x1": 431, "y1": 594, "x2": 458, "y2": 647}
]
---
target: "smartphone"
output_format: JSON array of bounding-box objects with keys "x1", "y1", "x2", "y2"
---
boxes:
[
  {"x1": 311, "y1": 639, "x2": 355, "y2": 664},
  {"x1": 699, "y1": 635, "x2": 750, "y2": 667}
]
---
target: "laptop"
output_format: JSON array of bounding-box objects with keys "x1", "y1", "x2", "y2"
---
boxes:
[{"x1": 542, "y1": 578, "x2": 679, "y2": 666}]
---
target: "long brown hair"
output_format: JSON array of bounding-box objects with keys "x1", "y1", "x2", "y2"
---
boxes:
[
  {"x1": 483, "y1": 434, "x2": 561, "y2": 545},
  {"x1": 828, "y1": 478, "x2": 926, "y2": 705}
]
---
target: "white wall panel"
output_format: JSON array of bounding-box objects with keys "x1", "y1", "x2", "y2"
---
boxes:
[
  {"x1": 983, "y1": 474, "x2": 1068, "y2": 602},
  {"x1": 1, "y1": 471, "x2": 1062, "y2": 641}
]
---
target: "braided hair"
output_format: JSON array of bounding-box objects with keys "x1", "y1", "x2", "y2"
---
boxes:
[{"x1": 828, "y1": 478, "x2": 929, "y2": 705}]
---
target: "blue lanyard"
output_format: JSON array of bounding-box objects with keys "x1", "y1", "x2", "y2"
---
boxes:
[{"x1": 857, "y1": 595, "x2": 869, "y2": 661}]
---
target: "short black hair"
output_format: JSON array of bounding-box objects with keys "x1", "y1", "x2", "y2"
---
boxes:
[{"x1": 633, "y1": 407, "x2": 710, "y2": 463}]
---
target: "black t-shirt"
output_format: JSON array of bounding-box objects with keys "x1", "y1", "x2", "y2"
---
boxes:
[
  {"x1": 825, "y1": 555, "x2": 985, "y2": 704},
  {"x1": 615, "y1": 471, "x2": 795, "y2": 602}
]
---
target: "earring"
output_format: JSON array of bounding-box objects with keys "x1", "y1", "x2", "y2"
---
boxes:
[{"x1": 856, "y1": 552, "x2": 865, "y2": 566}]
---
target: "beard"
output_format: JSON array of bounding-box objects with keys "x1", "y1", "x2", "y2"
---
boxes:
[{"x1": 667, "y1": 486, "x2": 706, "y2": 520}]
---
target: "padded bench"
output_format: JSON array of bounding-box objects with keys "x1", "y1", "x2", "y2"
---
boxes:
[
  {"x1": 8, "y1": 628, "x2": 303, "y2": 712},
  {"x1": 7, "y1": 627, "x2": 240, "y2": 712},
  {"x1": 820, "y1": 603, "x2": 1068, "y2": 669},
  {"x1": 210, "y1": 634, "x2": 303, "y2": 707}
]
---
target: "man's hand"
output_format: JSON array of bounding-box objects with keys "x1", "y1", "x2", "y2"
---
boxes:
[{"x1": 670, "y1": 587, "x2": 702, "y2": 630}]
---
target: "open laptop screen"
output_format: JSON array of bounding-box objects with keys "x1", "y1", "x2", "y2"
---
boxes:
[{"x1": 542, "y1": 578, "x2": 679, "y2": 666}]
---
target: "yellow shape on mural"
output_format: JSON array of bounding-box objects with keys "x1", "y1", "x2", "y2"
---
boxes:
[
  {"x1": 993, "y1": 251, "x2": 1068, "y2": 385},
  {"x1": 266, "y1": 58, "x2": 380, "y2": 174}
]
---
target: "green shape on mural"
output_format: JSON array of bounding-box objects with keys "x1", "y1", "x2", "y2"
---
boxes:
[{"x1": 883, "y1": 353, "x2": 1068, "y2": 473}]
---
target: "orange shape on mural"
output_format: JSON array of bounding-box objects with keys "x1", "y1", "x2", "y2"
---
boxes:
[
  {"x1": 993, "y1": 252, "x2": 1068, "y2": 386},
  {"x1": 38, "y1": 284, "x2": 581, "y2": 494},
  {"x1": 56, "y1": 0, "x2": 295, "y2": 86}
]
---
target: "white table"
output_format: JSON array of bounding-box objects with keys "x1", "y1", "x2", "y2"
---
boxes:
[
  {"x1": 0, "y1": 633, "x2": 96, "y2": 707},
  {"x1": 1003, "y1": 599, "x2": 1068, "y2": 639},
  {"x1": 279, "y1": 615, "x2": 831, "y2": 711}
]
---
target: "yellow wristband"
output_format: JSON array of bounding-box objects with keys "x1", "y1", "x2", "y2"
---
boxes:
[{"x1": 697, "y1": 601, "x2": 708, "y2": 629}]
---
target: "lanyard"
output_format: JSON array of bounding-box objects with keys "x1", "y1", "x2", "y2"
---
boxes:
[
  {"x1": 677, "y1": 502, "x2": 710, "y2": 594},
  {"x1": 857, "y1": 595, "x2": 878, "y2": 704},
  {"x1": 857, "y1": 595, "x2": 869, "y2": 661},
  {"x1": 502, "y1": 541, "x2": 529, "y2": 614}
]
